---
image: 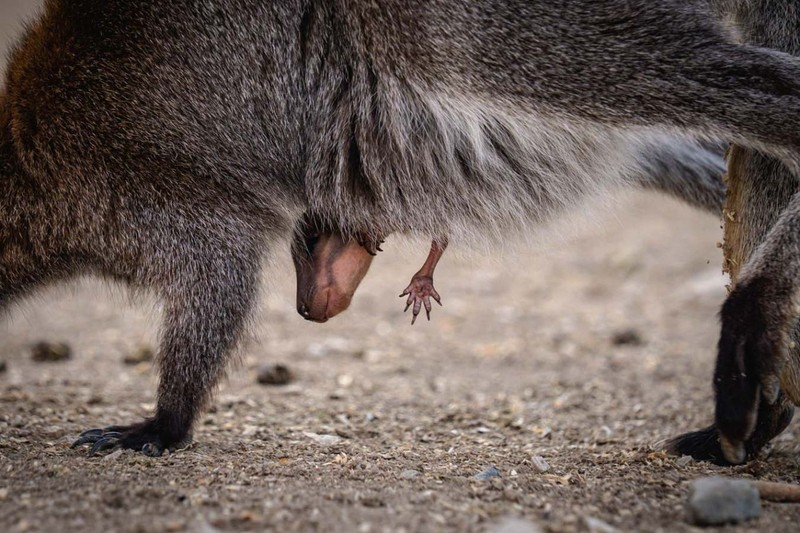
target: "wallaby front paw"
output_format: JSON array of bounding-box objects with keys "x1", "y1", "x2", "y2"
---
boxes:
[{"x1": 72, "y1": 418, "x2": 191, "y2": 457}]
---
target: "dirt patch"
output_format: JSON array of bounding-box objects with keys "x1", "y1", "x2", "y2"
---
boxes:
[{"x1": 2, "y1": 195, "x2": 800, "y2": 532}]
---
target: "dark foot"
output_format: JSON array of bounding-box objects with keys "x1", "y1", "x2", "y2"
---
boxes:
[
  {"x1": 664, "y1": 393, "x2": 794, "y2": 465},
  {"x1": 714, "y1": 277, "x2": 790, "y2": 463},
  {"x1": 356, "y1": 233, "x2": 384, "y2": 256},
  {"x1": 400, "y1": 276, "x2": 442, "y2": 324},
  {"x1": 72, "y1": 418, "x2": 192, "y2": 457}
]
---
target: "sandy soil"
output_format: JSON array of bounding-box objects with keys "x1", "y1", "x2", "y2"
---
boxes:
[
  {"x1": 3, "y1": 191, "x2": 800, "y2": 533},
  {"x1": 4, "y1": 4, "x2": 800, "y2": 532}
]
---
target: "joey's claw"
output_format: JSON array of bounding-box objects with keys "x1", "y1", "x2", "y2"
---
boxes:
[
  {"x1": 714, "y1": 278, "x2": 789, "y2": 464},
  {"x1": 400, "y1": 275, "x2": 443, "y2": 324},
  {"x1": 356, "y1": 234, "x2": 385, "y2": 256}
]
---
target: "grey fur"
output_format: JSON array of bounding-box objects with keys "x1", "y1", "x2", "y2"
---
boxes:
[{"x1": 1, "y1": 0, "x2": 795, "y2": 454}]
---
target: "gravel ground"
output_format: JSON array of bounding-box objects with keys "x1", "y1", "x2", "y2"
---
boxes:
[
  {"x1": 4, "y1": 4, "x2": 800, "y2": 532},
  {"x1": 3, "y1": 193, "x2": 800, "y2": 533}
]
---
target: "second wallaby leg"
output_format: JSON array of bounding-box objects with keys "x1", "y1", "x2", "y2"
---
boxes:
[
  {"x1": 663, "y1": 0, "x2": 800, "y2": 464},
  {"x1": 665, "y1": 148, "x2": 799, "y2": 464}
]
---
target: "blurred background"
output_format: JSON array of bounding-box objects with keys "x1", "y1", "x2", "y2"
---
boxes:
[{"x1": 4, "y1": 3, "x2": 786, "y2": 532}]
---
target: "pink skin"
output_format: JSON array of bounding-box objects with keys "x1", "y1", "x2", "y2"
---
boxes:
[
  {"x1": 293, "y1": 228, "x2": 375, "y2": 323},
  {"x1": 400, "y1": 238, "x2": 448, "y2": 324},
  {"x1": 293, "y1": 214, "x2": 447, "y2": 324}
]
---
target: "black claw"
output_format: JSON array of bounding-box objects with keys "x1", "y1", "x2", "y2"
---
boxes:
[
  {"x1": 72, "y1": 418, "x2": 187, "y2": 457},
  {"x1": 71, "y1": 435, "x2": 99, "y2": 448},
  {"x1": 141, "y1": 442, "x2": 163, "y2": 457},
  {"x1": 72, "y1": 427, "x2": 124, "y2": 449},
  {"x1": 88, "y1": 436, "x2": 120, "y2": 456}
]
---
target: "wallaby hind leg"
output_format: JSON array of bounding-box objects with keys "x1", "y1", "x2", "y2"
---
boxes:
[
  {"x1": 72, "y1": 229, "x2": 263, "y2": 456},
  {"x1": 665, "y1": 148, "x2": 798, "y2": 463}
]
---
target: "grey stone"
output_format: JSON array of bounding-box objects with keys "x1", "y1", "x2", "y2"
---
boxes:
[
  {"x1": 474, "y1": 466, "x2": 501, "y2": 480},
  {"x1": 531, "y1": 455, "x2": 550, "y2": 473},
  {"x1": 686, "y1": 476, "x2": 761, "y2": 526},
  {"x1": 583, "y1": 516, "x2": 618, "y2": 533},
  {"x1": 485, "y1": 516, "x2": 542, "y2": 533}
]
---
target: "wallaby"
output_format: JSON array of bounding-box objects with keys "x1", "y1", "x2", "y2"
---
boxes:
[
  {"x1": 2, "y1": 0, "x2": 798, "y2": 458},
  {"x1": 665, "y1": 0, "x2": 800, "y2": 465}
]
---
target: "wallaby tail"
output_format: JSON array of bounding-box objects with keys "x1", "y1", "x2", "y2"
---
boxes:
[{"x1": 633, "y1": 138, "x2": 727, "y2": 215}]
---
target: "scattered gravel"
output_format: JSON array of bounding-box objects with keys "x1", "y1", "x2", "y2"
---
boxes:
[{"x1": 4, "y1": 195, "x2": 800, "y2": 532}]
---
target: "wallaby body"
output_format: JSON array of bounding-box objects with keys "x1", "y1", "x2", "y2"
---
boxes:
[{"x1": 0, "y1": 0, "x2": 795, "y2": 457}]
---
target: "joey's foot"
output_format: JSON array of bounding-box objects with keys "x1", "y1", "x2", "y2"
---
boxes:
[
  {"x1": 356, "y1": 233, "x2": 384, "y2": 256},
  {"x1": 663, "y1": 393, "x2": 794, "y2": 465},
  {"x1": 71, "y1": 418, "x2": 192, "y2": 457},
  {"x1": 400, "y1": 276, "x2": 442, "y2": 324},
  {"x1": 714, "y1": 277, "x2": 791, "y2": 463}
]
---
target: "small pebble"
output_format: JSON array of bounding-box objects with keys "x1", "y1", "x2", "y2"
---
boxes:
[
  {"x1": 101, "y1": 449, "x2": 124, "y2": 462},
  {"x1": 611, "y1": 329, "x2": 644, "y2": 347},
  {"x1": 400, "y1": 469, "x2": 421, "y2": 479},
  {"x1": 531, "y1": 455, "x2": 550, "y2": 473},
  {"x1": 31, "y1": 342, "x2": 72, "y2": 362},
  {"x1": 474, "y1": 466, "x2": 501, "y2": 481},
  {"x1": 486, "y1": 516, "x2": 542, "y2": 533},
  {"x1": 123, "y1": 345, "x2": 154, "y2": 365},
  {"x1": 257, "y1": 364, "x2": 294, "y2": 386},
  {"x1": 303, "y1": 432, "x2": 342, "y2": 446},
  {"x1": 583, "y1": 516, "x2": 618, "y2": 533},
  {"x1": 676, "y1": 455, "x2": 694, "y2": 467},
  {"x1": 686, "y1": 476, "x2": 761, "y2": 526}
]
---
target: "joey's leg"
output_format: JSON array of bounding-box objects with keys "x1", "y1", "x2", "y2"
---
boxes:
[
  {"x1": 73, "y1": 247, "x2": 260, "y2": 456},
  {"x1": 400, "y1": 238, "x2": 447, "y2": 324}
]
